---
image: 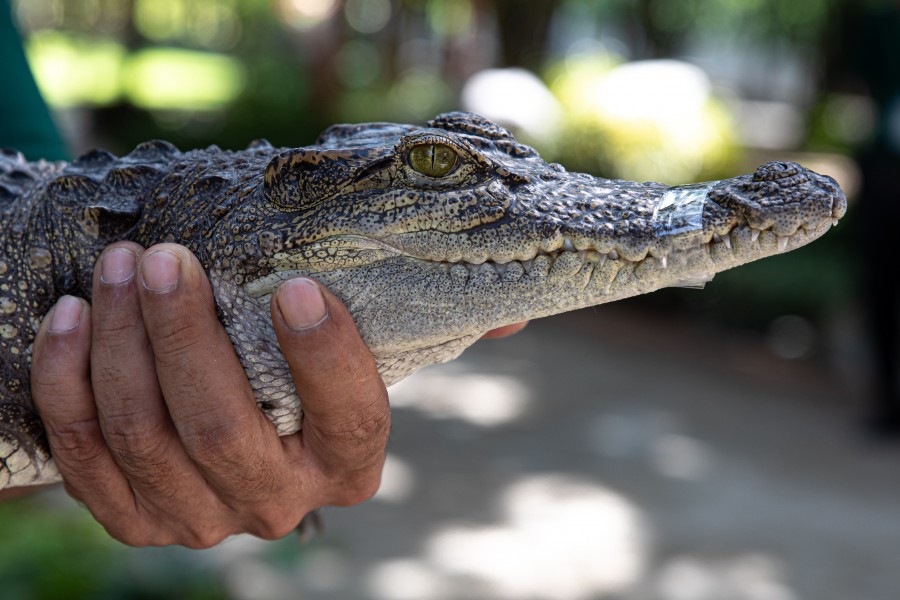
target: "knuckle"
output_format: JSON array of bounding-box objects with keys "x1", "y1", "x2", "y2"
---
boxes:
[
  {"x1": 32, "y1": 376, "x2": 77, "y2": 404},
  {"x1": 115, "y1": 530, "x2": 175, "y2": 548},
  {"x1": 32, "y1": 357, "x2": 88, "y2": 400},
  {"x1": 108, "y1": 505, "x2": 230, "y2": 548},
  {"x1": 246, "y1": 508, "x2": 302, "y2": 541},
  {"x1": 102, "y1": 408, "x2": 166, "y2": 453},
  {"x1": 316, "y1": 397, "x2": 391, "y2": 450},
  {"x1": 224, "y1": 461, "x2": 283, "y2": 505},
  {"x1": 92, "y1": 318, "x2": 141, "y2": 347},
  {"x1": 180, "y1": 418, "x2": 280, "y2": 498},
  {"x1": 90, "y1": 368, "x2": 143, "y2": 407},
  {"x1": 150, "y1": 317, "x2": 205, "y2": 366},
  {"x1": 103, "y1": 520, "x2": 168, "y2": 548},
  {"x1": 181, "y1": 416, "x2": 252, "y2": 462},
  {"x1": 107, "y1": 528, "x2": 150, "y2": 547},
  {"x1": 232, "y1": 463, "x2": 282, "y2": 503},
  {"x1": 103, "y1": 416, "x2": 175, "y2": 480},
  {"x1": 182, "y1": 526, "x2": 231, "y2": 550},
  {"x1": 331, "y1": 469, "x2": 383, "y2": 506},
  {"x1": 45, "y1": 418, "x2": 106, "y2": 468}
]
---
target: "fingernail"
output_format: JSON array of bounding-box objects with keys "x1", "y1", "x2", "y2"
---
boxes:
[
  {"x1": 141, "y1": 250, "x2": 181, "y2": 293},
  {"x1": 48, "y1": 296, "x2": 84, "y2": 334},
  {"x1": 277, "y1": 278, "x2": 327, "y2": 330},
  {"x1": 100, "y1": 248, "x2": 136, "y2": 285}
]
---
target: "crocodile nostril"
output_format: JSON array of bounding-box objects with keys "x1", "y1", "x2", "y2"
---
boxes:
[{"x1": 753, "y1": 161, "x2": 802, "y2": 182}]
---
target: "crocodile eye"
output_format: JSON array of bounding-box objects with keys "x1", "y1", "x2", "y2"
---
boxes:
[{"x1": 408, "y1": 143, "x2": 458, "y2": 178}]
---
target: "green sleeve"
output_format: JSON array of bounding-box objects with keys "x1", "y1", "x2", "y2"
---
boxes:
[{"x1": 0, "y1": 0, "x2": 68, "y2": 161}]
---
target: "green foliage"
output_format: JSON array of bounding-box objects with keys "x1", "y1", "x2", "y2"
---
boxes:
[
  {"x1": 546, "y1": 52, "x2": 739, "y2": 183},
  {"x1": 0, "y1": 496, "x2": 230, "y2": 600},
  {"x1": 561, "y1": 0, "x2": 836, "y2": 49}
]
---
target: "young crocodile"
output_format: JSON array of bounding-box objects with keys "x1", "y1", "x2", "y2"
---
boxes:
[{"x1": 0, "y1": 112, "x2": 846, "y2": 489}]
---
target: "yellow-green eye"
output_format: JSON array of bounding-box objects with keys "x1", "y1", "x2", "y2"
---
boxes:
[{"x1": 408, "y1": 143, "x2": 458, "y2": 177}]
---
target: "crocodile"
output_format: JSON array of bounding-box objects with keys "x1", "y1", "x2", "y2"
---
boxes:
[{"x1": 0, "y1": 112, "x2": 846, "y2": 489}]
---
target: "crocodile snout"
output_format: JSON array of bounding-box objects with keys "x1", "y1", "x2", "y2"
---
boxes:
[
  {"x1": 752, "y1": 161, "x2": 846, "y2": 220},
  {"x1": 708, "y1": 161, "x2": 847, "y2": 237}
]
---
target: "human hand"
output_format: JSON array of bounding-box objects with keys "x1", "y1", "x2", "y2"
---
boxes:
[
  {"x1": 481, "y1": 321, "x2": 528, "y2": 339},
  {"x1": 30, "y1": 242, "x2": 390, "y2": 547}
]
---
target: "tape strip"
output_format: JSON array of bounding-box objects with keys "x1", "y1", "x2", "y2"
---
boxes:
[{"x1": 652, "y1": 183, "x2": 712, "y2": 237}]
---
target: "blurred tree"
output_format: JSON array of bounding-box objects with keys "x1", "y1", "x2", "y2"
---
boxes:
[
  {"x1": 819, "y1": 0, "x2": 900, "y2": 434},
  {"x1": 493, "y1": 0, "x2": 559, "y2": 69}
]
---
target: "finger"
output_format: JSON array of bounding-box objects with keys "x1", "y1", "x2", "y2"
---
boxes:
[
  {"x1": 272, "y1": 277, "x2": 390, "y2": 505},
  {"x1": 30, "y1": 296, "x2": 140, "y2": 529},
  {"x1": 91, "y1": 243, "x2": 219, "y2": 513},
  {"x1": 136, "y1": 244, "x2": 287, "y2": 505},
  {"x1": 481, "y1": 321, "x2": 529, "y2": 339}
]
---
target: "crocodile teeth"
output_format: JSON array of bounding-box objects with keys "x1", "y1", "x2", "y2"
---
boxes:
[
  {"x1": 522, "y1": 259, "x2": 534, "y2": 274},
  {"x1": 660, "y1": 255, "x2": 668, "y2": 269},
  {"x1": 721, "y1": 235, "x2": 732, "y2": 250},
  {"x1": 832, "y1": 219, "x2": 839, "y2": 227},
  {"x1": 608, "y1": 249, "x2": 619, "y2": 261},
  {"x1": 750, "y1": 228, "x2": 761, "y2": 242},
  {"x1": 777, "y1": 236, "x2": 789, "y2": 252},
  {"x1": 712, "y1": 233, "x2": 722, "y2": 244},
  {"x1": 563, "y1": 237, "x2": 576, "y2": 252}
]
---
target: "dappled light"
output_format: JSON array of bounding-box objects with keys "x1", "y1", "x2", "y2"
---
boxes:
[
  {"x1": 363, "y1": 474, "x2": 647, "y2": 600},
  {"x1": 419, "y1": 475, "x2": 647, "y2": 600},
  {"x1": 26, "y1": 33, "x2": 245, "y2": 110},
  {"x1": 550, "y1": 54, "x2": 737, "y2": 183},
  {"x1": 651, "y1": 554, "x2": 798, "y2": 600},
  {"x1": 372, "y1": 453, "x2": 417, "y2": 504},
  {"x1": 462, "y1": 68, "x2": 563, "y2": 143},
  {"x1": 344, "y1": 0, "x2": 392, "y2": 34},
  {"x1": 651, "y1": 433, "x2": 716, "y2": 481},
  {"x1": 390, "y1": 368, "x2": 532, "y2": 428},
  {"x1": 276, "y1": 0, "x2": 340, "y2": 31},
  {"x1": 125, "y1": 48, "x2": 245, "y2": 110},
  {"x1": 25, "y1": 32, "x2": 124, "y2": 106},
  {"x1": 586, "y1": 412, "x2": 716, "y2": 480}
]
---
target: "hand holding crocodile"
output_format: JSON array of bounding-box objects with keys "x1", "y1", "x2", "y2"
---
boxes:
[{"x1": 27, "y1": 242, "x2": 390, "y2": 547}]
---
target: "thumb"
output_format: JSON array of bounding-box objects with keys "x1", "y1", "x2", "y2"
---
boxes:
[{"x1": 270, "y1": 278, "x2": 390, "y2": 481}]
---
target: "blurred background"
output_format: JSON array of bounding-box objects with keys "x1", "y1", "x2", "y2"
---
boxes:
[{"x1": 2, "y1": 0, "x2": 898, "y2": 598}]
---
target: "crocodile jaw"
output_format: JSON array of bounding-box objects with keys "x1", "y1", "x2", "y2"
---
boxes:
[{"x1": 245, "y1": 161, "x2": 845, "y2": 384}]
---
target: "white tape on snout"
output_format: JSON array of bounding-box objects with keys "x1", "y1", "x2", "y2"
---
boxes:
[{"x1": 652, "y1": 183, "x2": 713, "y2": 237}]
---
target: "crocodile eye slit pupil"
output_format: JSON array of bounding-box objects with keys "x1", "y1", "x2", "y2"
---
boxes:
[{"x1": 408, "y1": 143, "x2": 457, "y2": 177}]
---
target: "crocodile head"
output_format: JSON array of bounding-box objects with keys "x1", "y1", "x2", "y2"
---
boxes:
[{"x1": 241, "y1": 112, "x2": 846, "y2": 383}]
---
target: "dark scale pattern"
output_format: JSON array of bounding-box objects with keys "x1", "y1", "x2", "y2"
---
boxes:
[{"x1": 0, "y1": 112, "x2": 847, "y2": 488}]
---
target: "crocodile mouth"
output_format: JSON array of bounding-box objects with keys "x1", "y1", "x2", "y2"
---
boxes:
[
  {"x1": 421, "y1": 217, "x2": 839, "y2": 278},
  {"x1": 247, "y1": 213, "x2": 839, "y2": 300},
  {"x1": 413, "y1": 163, "x2": 845, "y2": 278}
]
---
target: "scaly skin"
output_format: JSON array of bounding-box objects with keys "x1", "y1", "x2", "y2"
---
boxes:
[{"x1": 0, "y1": 112, "x2": 846, "y2": 488}]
